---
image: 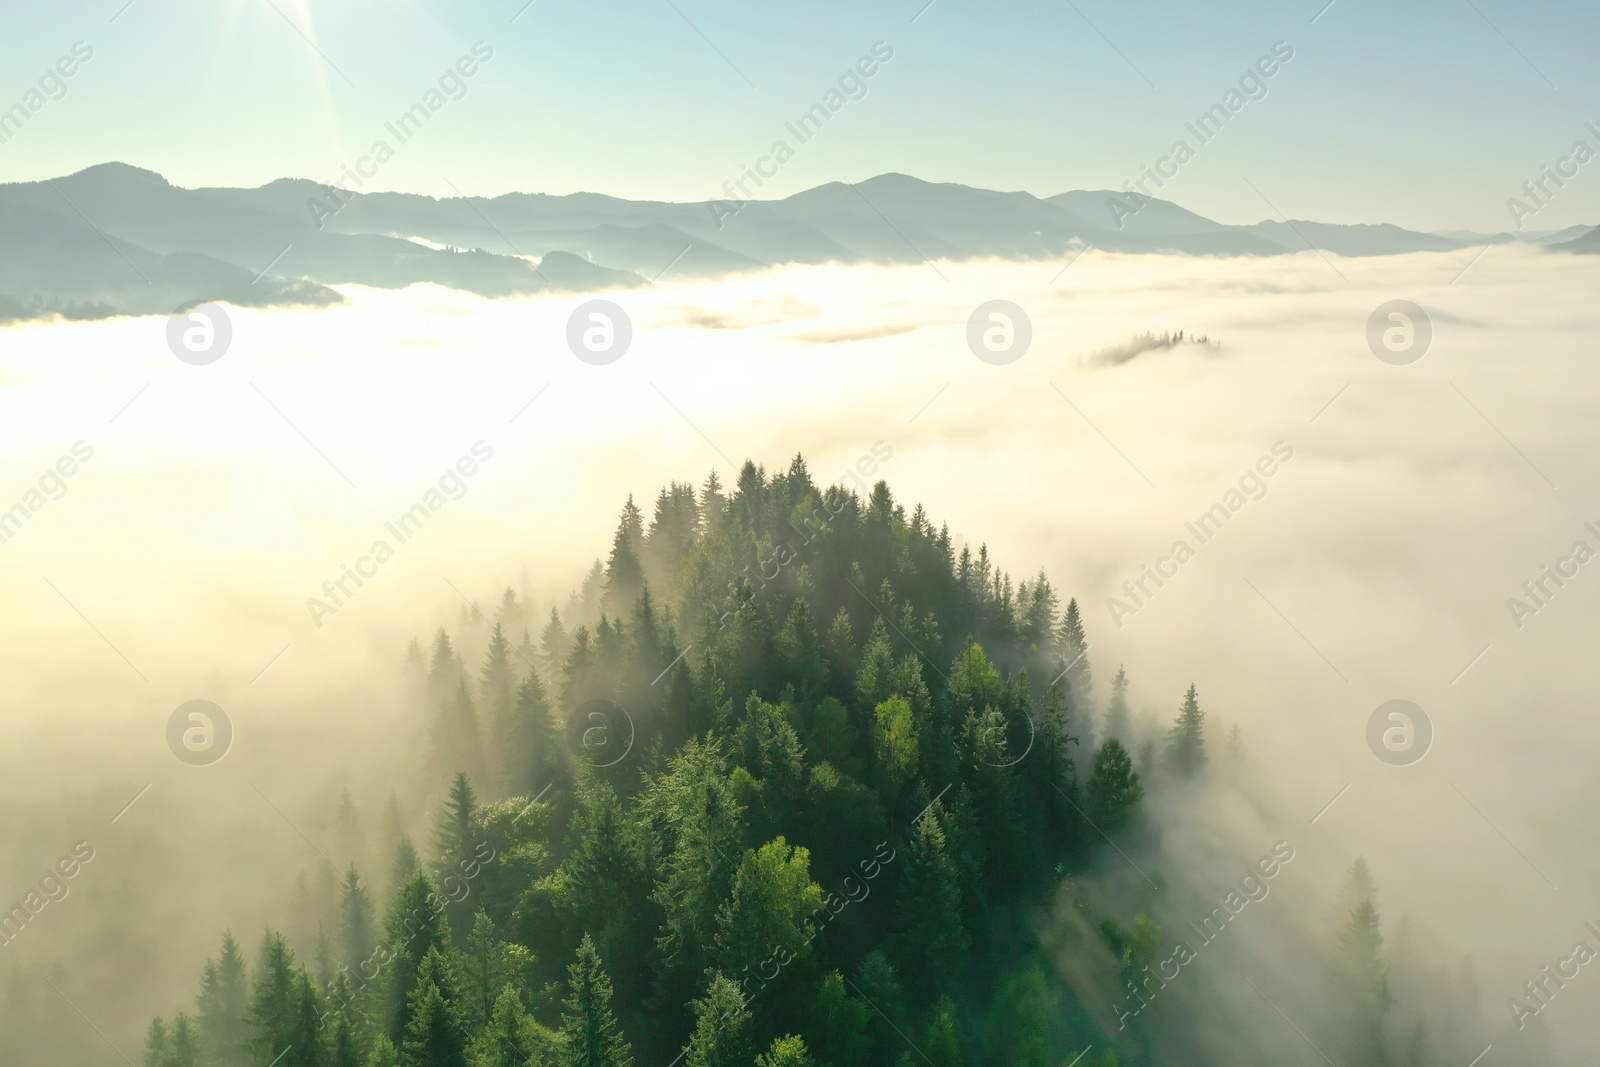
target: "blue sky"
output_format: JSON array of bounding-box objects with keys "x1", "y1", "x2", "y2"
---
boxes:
[{"x1": 0, "y1": 0, "x2": 1595, "y2": 231}]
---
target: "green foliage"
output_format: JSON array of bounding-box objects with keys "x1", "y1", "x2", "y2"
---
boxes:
[
  {"x1": 756, "y1": 1034, "x2": 813, "y2": 1067},
  {"x1": 893, "y1": 808, "x2": 966, "y2": 1001},
  {"x1": 198, "y1": 931, "x2": 250, "y2": 1067},
  {"x1": 167, "y1": 455, "x2": 1306, "y2": 1067},
  {"x1": 1166, "y1": 684, "x2": 1207, "y2": 777},
  {"x1": 560, "y1": 936, "x2": 633, "y2": 1067},
  {"x1": 685, "y1": 974, "x2": 751, "y2": 1067},
  {"x1": 925, "y1": 997, "x2": 963, "y2": 1067},
  {"x1": 1085, "y1": 738, "x2": 1142, "y2": 832},
  {"x1": 871, "y1": 695, "x2": 919, "y2": 791}
]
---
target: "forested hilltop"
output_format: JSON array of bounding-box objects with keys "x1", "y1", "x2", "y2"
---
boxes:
[{"x1": 139, "y1": 454, "x2": 1498, "y2": 1067}]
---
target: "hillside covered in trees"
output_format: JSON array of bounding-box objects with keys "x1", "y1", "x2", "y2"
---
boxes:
[{"x1": 135, "y1": 455, "x2": 1501, "y2": 1067}]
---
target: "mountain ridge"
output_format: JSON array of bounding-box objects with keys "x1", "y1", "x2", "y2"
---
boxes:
[{"x1": 1, "y1": 163, "x2": 1591, "y2": 323}]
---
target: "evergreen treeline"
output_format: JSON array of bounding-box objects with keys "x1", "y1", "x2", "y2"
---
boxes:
[{"x1": 136, "y1": 456, "x2": 1483, "y2": 1067}]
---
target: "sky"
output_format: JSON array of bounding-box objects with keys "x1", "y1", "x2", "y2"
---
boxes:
[{"x1": 1, "y1": 0, "x2": 1597, "y2": 232}]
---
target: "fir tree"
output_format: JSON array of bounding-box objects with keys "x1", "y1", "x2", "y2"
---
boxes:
[
  {"x1": 538, "y1": 610, "x2": 570, "y2": 676},
  {"x1": 1166, "y1": 684, "x2": 1207, "y2": 777},
  {"x1": 338, "y1": 865, "x2": 377, "y2": 982},
  {"x1": 756, "y1": 1035, "x2": 813, "y2": 1067},
  {"x1": 893, "y1": 807, "x2": 966, "y2": 1001},
  {"x1": 1085, "y1": 738, "x2": 1142, "y2": 831},
  {"x1": 197, "y1": 931, "x2": 251, "y2": 1067},
  {"x1": 602, "y1": 498, "x2": 646, "y2": 618},
  {"x1": 559, "y1": 935, "x2": 633, "y2": 1067},
  {"x1": 401, "y1": 973, "x2": 468, "y2": 1067},
  {"x1": 685, "y1": 974, "x2": 751, "y2": 1067},
  {"x1": 925, "y1": 997, "x2": 963, "y2": 1067},
  {"x1": 1103, "y1": 665, "x2": 1131, "y2": 743},
  {"x1": 433, "y1": 772, "x2": 479, "y2": 883}
]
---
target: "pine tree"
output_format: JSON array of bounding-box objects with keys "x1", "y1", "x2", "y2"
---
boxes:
[
  {"x1": 560, "y1": 935, "x2": 633, "y2": 1067},
  {"x1": 1057, "y1": 598, "x2": 1093, "y2": 714},
  {"x1": 602, "y1": 498, "x2": 646, "y2": 618},
  {"x1": 461, "y1": 909, "x2": 534, "y2": 1031},
  {"x1": 143, "y1": 1017, "x2": 169, "y2": 1067},
  {"x1": 337, "y1": 790, "x2": 362, "y2": 869},
  {"x1": 1333, "y1": 898, "x2": 1391, "y2": 1065},
  {"x1": 198, "y1": 931, "x2": 250, "y2": 1067},
  {"x1": 539, "y1": 610, "x2": 570, "y2": 676},
  {"x1": 701, "y1": 471, "x2": 727, "y2": 538},
  {"x1": 892, "y1": 808, "x2": 965, "y2": 1001},
  {"x1": 756, "y1": 1035, "x2": 813, "y2": 1067},
  {"x1": 247, "y1": 931, "x2": 298, "y2": 1066},
  {"x1": 168, "y1": 1014, "x2": 201, "y2": 1067},
  {"x1": 925, "y1": 997, "x2": 963, "y2": 1067},
  {"x1": 1086, "y1": 738, "x2": 1142, "y2": 831},
  {"x1": 506, "y1": 669, "x2": 564, "y2": 798},
  {"x1": 1103, "y1": 665, "x2": 1131, "y2": 743},
  {"x1": 711, "y1": 839, "x2": 823, "y2": 988},
  {"x1": 429, "y1": 629, "x2": 463, "y2": 705},
  {"x1": 330, "y1": 1012, "x2": 360, "y2": 1067},
  {"x1": 338, "y1": 866, "x2": 377, "y2": 981},
  {"x1": 470, "y1": 985, "x2": 551, "y2": 1067},
  {"x1": 390, "y1": 837, "x2": 421, "y2": 896},
  {"x1": 433, "y1": 772, "x2": 479, "y2": 883},
  {"x1": 685, "y1": 974, "x2": 751, "y2": 1067},
  {"x1": 480, "y1": 624, "x2": 518, "y2": 795},
  {"x1": 1166, "y1": 684, "x2": 1207, "y2": 777},
  {"x1": 384, "y1": 873, "x2": 451, "y2": 1044},
  {"x1": 401, "y1": 972, "x2": 468, "y2": 1067},
  {"x1": 807, "y1": 973, "x2": 869, "y2": 1067}
]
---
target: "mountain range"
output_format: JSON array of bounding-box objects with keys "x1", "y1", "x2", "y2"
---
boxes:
[{"x1": 1, "y1": 163, "x2": 1595, "y2": 322}]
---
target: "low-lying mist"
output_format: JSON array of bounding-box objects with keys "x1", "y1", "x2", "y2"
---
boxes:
[{"x1": 1, "y1": 244, "x2": 1596, "y2": 1064}]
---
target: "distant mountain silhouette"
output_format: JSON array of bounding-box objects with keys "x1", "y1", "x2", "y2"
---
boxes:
[
  {"x1": 1553, "y1": 224, "x2": 1600, "y2": 253},
  {"x1": 0, "y1": 164, "x2": 1583, "y2": 323}
]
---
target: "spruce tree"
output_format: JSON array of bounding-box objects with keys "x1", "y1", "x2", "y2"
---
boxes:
[
  {"x1": 1166, "y1": 684, "x2": 1207, "y2": 777},
  {"x1": 143, "y1": 1018, "x2": 169, "y2": 1067},
  {"x1": 756, "y1": 1035, "x2": 813, "y2": 1067},
  {"x1": 1057, "y1": 598, "x2": 1093, "y2": 714},
  {"x1": 1103, "y1": 665, "x2": 1131, "y2": 743},
  {"x1": 432, "y1": 772, "x2": 479, "y2": 884},
  {"x1": 892, "y1": 808, "x2": 965, "y2": 1001},
  {"x1": 602, "y1": 498, "x2": 646, "y2": 618},
  {"x1": 401, "y1": 975, "x2": 468, "y2": 1067},
  {"x1": 685, "y1": 974, "x2": 751, "y2": 1067},
  {"x1": 197, "y1": 931, "x2": 250, "y2": 1067},
  {"x1": 1086, "y1": 738, "x2": 1142, "y2": 831},
  {"x1": 480, "y1": 624, "x2": 517, "y2": 795},
  {"x1": 538, "y1": 609, "x2": 570, "y2": 676},
  {"x1": 168, "y1": 1014, "x2": 201, "y2": 1067},
  {"x1": 925, "y1": 997, "x2": 963, "y2": 1067},
  {"x1": 560, "y1": 935, "x2": 633, "y2": 1067},
  {"x1": 428, "y1": 629, "x2": 463, "y2": 705},
  {"x1": 338, "y1": 866, "x2": 377, "y2": 979},
  {"x1": 247, "y1": 931, "x2": 297, "y2": 1066}
]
